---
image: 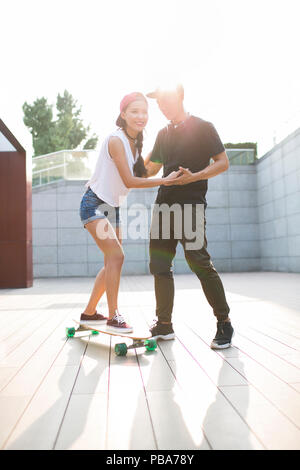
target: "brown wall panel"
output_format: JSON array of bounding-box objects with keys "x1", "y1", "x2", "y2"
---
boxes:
[
  {"x1": 26, "y1": 241, "x2": 33, "y2": 287},
  {"x1": 8, "y1": 152, "x2": 27, "y2": 241},
  {"x1": 0, "y1": 153, "x2": 9, "y2": 241},
  {"x1": 0, "y1": 148, "x2": 32, "y2": 288},
  {"x1": 0, "y1": 242, "x2": 28, "y2": 288},
  {"x1": 26, "y1": 180, "x2": 32, "y2": 244}
]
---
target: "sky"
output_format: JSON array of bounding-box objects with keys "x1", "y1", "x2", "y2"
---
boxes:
[{"x1": 1, "y1": 0, "x2": 300, "y2": 158}]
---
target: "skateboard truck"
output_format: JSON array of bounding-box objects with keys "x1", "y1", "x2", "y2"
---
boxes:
[{"x1": 114, "y1": 339, "x2": 157, "y2": 356}]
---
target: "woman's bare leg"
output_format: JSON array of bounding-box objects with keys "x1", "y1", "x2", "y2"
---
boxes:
[
  {"x1": 83, "y1": 219, "x2": 123, "y2": 318},
  {"x1": 82, "y1": 267, "x2": 106, "y2": 315}
]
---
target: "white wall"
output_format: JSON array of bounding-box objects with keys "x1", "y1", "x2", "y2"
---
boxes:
[{"x1": 257, "y1": 128, "x2": 300, "y2": 272}]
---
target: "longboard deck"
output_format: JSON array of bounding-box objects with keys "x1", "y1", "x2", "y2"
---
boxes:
[{"x1": 72, "y1": 319, "x2": 152, "y2": 341}]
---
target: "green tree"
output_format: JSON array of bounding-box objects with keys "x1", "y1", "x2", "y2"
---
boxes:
[
  {"x1": 23, "y1": 98, "x2": 56, "y2": 156},
  {"x1": 23, "y1": 90, "x2": 98, "y2": 156},
  {"x1": 83, "y1": 135, "x2": 99, "y2": 149}
]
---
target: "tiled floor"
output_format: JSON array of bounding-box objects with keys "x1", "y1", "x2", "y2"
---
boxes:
[{"x1": 0, "y1": 272, "x2": 300, "y2": 450}]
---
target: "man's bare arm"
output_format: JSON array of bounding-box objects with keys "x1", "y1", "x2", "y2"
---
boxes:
[
  {"x1": 201, "y1": 150, "x2": 229, "y2": 179},
  {"x1": 144, "y1": 152, "x2": 163, "y2": 177}
]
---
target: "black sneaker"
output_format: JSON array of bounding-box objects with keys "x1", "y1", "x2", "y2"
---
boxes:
[
  {"x1": 210, "y1": 321, "x2": 234, "y2": 349},
  {"x1": 79, "y1": 312, "x2": 108, "y2": 325},
  {"x1": 150, "y1": 320, "x2": 175, "y2": 341}
]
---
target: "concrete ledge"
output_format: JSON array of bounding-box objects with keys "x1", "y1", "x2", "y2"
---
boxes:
[
  {"x1": 231, "y1": 258, "x2": 261, "y2": 271},
  {"x1": 58, "y1": 263, "x2": 89, "y2": 277},
  {"x1": 33, "y1": 229, "x2": 57, "y2": 246},
  {"x1": 58, "y1": 245, "x2": 87, "y2": 264},
  {"x1": 230, "y1": 224, "x2": 259, "y2": 241},
  {"x1": 33, "y1": 264, "x2": 58, "y2": 277},
  {"x1": 231, "y1": 241, "x2": 260, "y2": 259},
  {"x1": 33, "y1": 246, "x2": 57, "y2": 264},
  {"x1": 33, "y1": 211, "x2": 57, "y2": 229},
  {"x1": 58, "y1": 228, "x2": 88, "y2": 245},
  {"x1": 229, "y1": 207, "x2": 258, "y2": 224}
]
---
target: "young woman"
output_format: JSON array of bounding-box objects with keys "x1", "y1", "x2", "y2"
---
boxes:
[{"x1": 79, "y1": 92, "x2": 180, "y2": 333}]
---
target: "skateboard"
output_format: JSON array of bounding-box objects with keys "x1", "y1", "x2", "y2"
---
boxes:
[{"x1": 66, "y1": 320, "x2": 157, "y2": 356}]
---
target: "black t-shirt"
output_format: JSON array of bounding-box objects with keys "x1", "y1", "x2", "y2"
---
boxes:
[{"x1": 150, "y1": 115, "x2": 225, "y2": 207}]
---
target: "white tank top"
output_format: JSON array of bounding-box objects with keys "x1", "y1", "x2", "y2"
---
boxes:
[{"x1": 85, "y1": 128, "x2": 138, "y2": 207}]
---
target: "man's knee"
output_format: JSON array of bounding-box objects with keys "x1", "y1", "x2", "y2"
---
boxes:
[
  {"x1": 149, "y1": 260, "x2": 173, "y2": 278},
  {"x1": 185, "y1": 250, "x2": 216, "y2": 276}
]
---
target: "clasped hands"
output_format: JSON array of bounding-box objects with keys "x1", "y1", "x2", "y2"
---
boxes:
[{"x1": 162, "y1": 167, "x2": 197, "y2": 186}]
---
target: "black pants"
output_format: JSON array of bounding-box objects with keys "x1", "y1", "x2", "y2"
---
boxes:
[{"x1": 149, "y1": 204, "x2": 230, "y2": 323}]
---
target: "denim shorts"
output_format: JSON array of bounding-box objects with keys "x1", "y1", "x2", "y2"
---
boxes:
[{"x1": 80, "y1": 187, "x2": 121, "y2": 228}]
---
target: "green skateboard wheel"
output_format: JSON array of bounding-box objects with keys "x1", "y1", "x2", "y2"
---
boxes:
[
  {"x1": 144, "y1": 339, "x2": 157, "y2": 351},
  {"x1": 66, "y1": 327, "x2": 76, "y2": 338},
  {"x1": 115, "y1": 343, "x2": 128, "y2": 356}
]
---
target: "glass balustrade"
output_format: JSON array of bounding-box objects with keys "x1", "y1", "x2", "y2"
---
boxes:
[
  {"x1": 32, "y1": 148, "x2": 256, "y2": 188},
  {"x1": 32, "y1": 150, "x2": 97, "y2": 187}
]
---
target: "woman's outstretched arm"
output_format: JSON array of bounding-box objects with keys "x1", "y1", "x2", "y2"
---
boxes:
[{"x1": 108, "y1": 137, "x2": 179, "y2": 188}]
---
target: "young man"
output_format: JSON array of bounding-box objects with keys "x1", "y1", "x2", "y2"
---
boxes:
[{"x1": 145, "y1": 84, "x2": 234, "y2": 349}]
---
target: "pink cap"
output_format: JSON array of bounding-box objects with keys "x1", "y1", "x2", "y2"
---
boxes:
[{"x1": 120, "y1": 92, "x2": 145, "y2": 112}]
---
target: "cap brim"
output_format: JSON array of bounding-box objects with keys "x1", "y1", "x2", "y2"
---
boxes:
[
  {"x1": 147, "y1": 85, "x2": 184, "y2": 99},
  {"x1": 146, "y1": 91, "x2": 158, "y2": 99}
]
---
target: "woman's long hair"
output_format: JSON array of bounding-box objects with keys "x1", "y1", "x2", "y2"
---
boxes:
[{"x1": 116, "y1": 106, "x2": 148, "y2": 178}]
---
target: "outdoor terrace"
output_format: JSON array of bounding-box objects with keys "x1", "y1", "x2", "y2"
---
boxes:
[{"x1": 0, "y1": 272, "x2": 299, "y2": 450}]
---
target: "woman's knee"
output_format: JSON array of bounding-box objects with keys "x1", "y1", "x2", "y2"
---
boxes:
[{"x1": 105, "y1": 248, "x2": 125, "y2": 267}]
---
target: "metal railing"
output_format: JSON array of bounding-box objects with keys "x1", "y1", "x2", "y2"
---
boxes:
[
  {"x1": 32, "y1": 148, "x2": 256, "y2": 188},
  {"x1": 32, "y1": 150, "x2": 97, "y2": 187}
]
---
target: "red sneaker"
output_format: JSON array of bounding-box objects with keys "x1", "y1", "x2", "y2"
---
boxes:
[{"x1": 79, "y1": 312, "x2": 108, "y2": 325}]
